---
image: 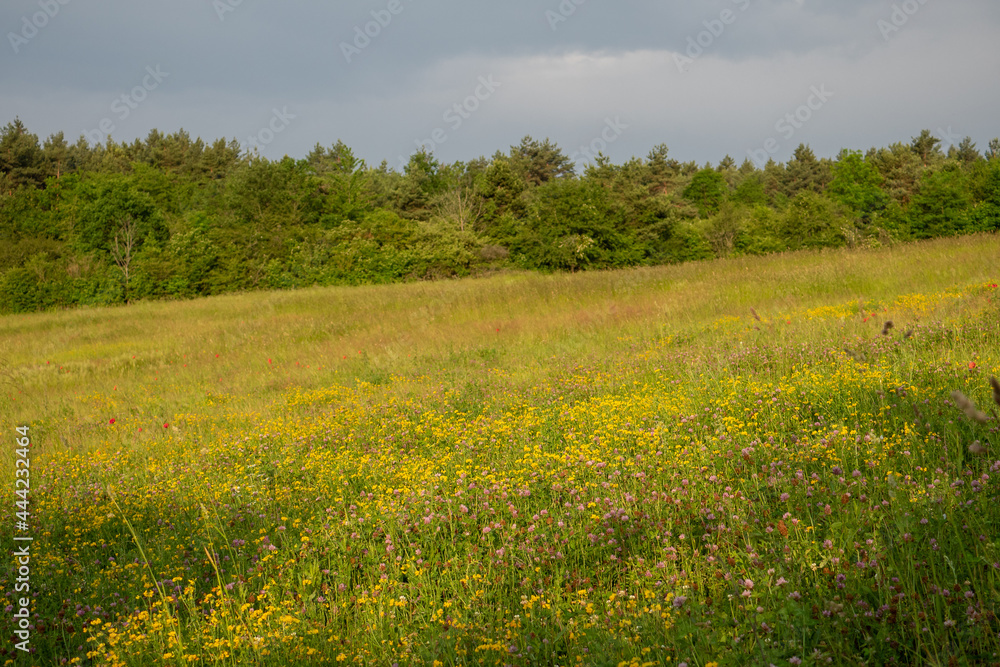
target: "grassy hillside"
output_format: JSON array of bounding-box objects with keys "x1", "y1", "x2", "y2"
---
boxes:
[{"x1": 2, "y1": 234, "x2": 999, "y2": 666}]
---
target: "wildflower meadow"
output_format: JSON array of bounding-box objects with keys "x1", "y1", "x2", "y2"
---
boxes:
[{"x1": 2, "y1": 234, "x2": 1000, "y2": 666}]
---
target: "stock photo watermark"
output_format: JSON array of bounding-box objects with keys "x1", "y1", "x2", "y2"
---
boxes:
[
  {"x1": 213, "y1": 0, "x2": 244, "y2": 22},
  {"x1": 397, "y1": 75, "x2": 501, "y2": 168},
  {"x1": 935, "y1": 126, "x2": 960, "y2": 153},
  {"x1": 545, "y1": 0, "x2": 587, "y2": 31},
  {"x1": 7, "y1": 0, "x2": 71, "y2": 54},
  {"x1": 84, "y1": 65, "x2": 170, "y2": 146},
  {"x1": 747, "y1": 84, "x2": 833, "y2": 167},
  {"x1": 244, "y1": 107, "x2": 297, "y2": 155},
  {"x1": 341, "y1": 0, "x2": 414, "y2": 64},
  {"x1": 12, "y1": 425, "x2": 33, "y2": 653},
  {"x1": 570, "y1": 117, "x2": 629, "y2": 165},
  {"x1": 877, "y1": 0, "x2": 931, "y2": 40},
  {"x1": 674, "y1": 0, "x2": 751, "y2": 73}
]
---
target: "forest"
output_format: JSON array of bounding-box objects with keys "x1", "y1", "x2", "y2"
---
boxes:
[{"x1": 1, "y1": 118, "x2": 998, "y2": 314}]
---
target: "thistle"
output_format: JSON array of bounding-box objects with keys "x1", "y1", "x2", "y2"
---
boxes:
[
  {"x1": 968, "y1": 440, "x2": 987, "y2": 455},
  {"x1": 991, "y1": 376, "x2": 1000, "y2": 407},
  {"x1": 881, "y1": 321, "x2": 893, "y2": 336},
  {"x1": 951, "y1": 390, "x2": 988, "y2": 424}
]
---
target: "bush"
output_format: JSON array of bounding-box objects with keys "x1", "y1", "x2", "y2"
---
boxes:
[
  {"x1": 778, "y1": 191, "x2": 847, "y2": 250},
  {"x1": 0, "y1": 267, "x2": 39, "y2": 313}
]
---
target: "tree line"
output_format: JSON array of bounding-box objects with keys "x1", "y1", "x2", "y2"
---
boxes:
[{"x1": 1, "y1": 118, "x2": 998, "y2": 314}]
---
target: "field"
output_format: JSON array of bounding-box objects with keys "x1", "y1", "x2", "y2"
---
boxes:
[{"x1": 2, "y1": 234, "x2": 1000, "y2": 666}]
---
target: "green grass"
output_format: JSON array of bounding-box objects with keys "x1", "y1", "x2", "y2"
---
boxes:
[{"x1": 1, "y1": 233, "x2": 999, "y2": 666}]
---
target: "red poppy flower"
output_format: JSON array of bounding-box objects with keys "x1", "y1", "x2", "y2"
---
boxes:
[
  {"x1": 109, "y1": 418, "x2": 115, "y2": 424},
  {"x1": 163, "y1": 423, "x2": 169, "y2": 429}
]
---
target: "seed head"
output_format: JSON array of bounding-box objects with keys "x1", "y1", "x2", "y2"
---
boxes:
[{"x1": 950, "y1": 390, "x2": 988, "y2": 424}]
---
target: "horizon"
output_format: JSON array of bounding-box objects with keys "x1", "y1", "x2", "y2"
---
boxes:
[{"x1": 4, "y1": 113, "x2": 994, "y2": 174}]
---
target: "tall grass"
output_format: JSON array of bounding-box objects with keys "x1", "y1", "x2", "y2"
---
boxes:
[
  {"x1": 2, "y1": 234, "x2": 997, "y2": 428},
  {"x1": 0, "y1": 233, "x2": 998, "y2": 665}
]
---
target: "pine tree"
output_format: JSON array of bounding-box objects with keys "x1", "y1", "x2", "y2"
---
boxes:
[
  {"x1": 508, "y1": 136, "x2": 574, "y2": 186},
  {"x1": 910, "y1": 129, "x2": 942, "y2": 167},
  {"x1": 0, "y1": 118, "x2": 47, "y2": 189}
]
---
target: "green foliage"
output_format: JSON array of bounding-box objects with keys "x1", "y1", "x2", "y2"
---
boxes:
[
  {"x1": 508, "y1": 178, "x2": 644, "y2": 271},
  {"x1": 0, "y1": 118, "x2": 995, "y2": 314},
  {"x1": 224, "y1": 156, "x2": 318, "y2": 230},
  {"x1": 265, "y1": 209, "x2": 486, "y2": 288},
  {"x1": 659, "y1": 218, "x2": 712, "y2": 263},
  {"x1": 645, "y1": 143, "x2": 678, "y2": 193},
  {"x1": 475, "y1": 158, "x2": 526, "y2": 230},
  {"x1": 0, "y1": 185, "x2": 67, "y2": 273},
  {"x1": 705, "y1": 203, "x2": 786, "y2": 257},
  {"x1": 683, "y1": 168, "x2": 727, "y2": 217},
  {"x1": 967, "y1": 160, "x2": 1000, "y2": 232},
  {"x1": 0, "y1": 267, "x2": 39, "y2": 313},
  {"x1": 74, "y1": 174, "x2": 168, "y2": 255},
  {"x1": 704, "y1": 203, "x2": 745, "y2": 257},
  {"x1": 308, "y1": 140, "x2": 374, "y2": 226},
  {"x1": 730, "y1": 172, "x2": 768, "y2": 207},
  {"x1": 828, "y1": 150, "x2": 888, "y2": 223},
  {"x1": 866, "y1": 142, "x2": 923, "y2": 207},
  {"x1": 396, "y1": 150, "x2": 447, "y2": 220},
  {"x1": 508, "y1": 136, "x2": 574, "y2": 186},
  {"x1": 737, "y1": 204, "x2": 784, "y2": 255},
  {"x1": 780, "y1": 143, "x2": 832, "y2": 197},
  {"x1": 951, "y1": 136, "x2": 982, "y2": 165},
  {"x1": 907, "y1": 165, "x2": 972, "y2": 239},
  {"x1": 130, "y1": 237, "x2": 189, "y2": 300},
  {"x1": 910, "y1": 128, "x2": 943, "y2": 167},
  {"x1": 779, "y1": 191, "x2": 847, "y2": 250},
  {"x1": 0, "y1": 118, "x2": 47, "y2": 189}
]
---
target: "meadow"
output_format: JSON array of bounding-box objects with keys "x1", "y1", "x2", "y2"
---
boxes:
[{"x1": 1, "y1": 233, "x2": 999, "y2": 666}]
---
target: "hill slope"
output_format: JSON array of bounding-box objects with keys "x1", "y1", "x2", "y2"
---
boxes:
[{"x1": 1, "y1": 234, "x2": 999, "y2": 665}]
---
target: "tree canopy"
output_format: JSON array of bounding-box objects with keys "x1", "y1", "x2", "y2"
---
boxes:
[{"x1": 1, "y1": 118, "x2": 997, "y2": 314}]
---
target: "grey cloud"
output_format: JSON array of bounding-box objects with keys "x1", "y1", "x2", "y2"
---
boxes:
[{"x1": 1, "y1": 0, "x2": 997, "y2": 166}]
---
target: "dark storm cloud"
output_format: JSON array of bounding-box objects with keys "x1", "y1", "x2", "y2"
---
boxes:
[{"x1": 1, "y1": 0, "x2": 997, "y2": 167}]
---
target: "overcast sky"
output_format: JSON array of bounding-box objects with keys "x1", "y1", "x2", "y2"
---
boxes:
[{"x1": 2, "y1": 0, "x2": 998, "y2": 171}]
